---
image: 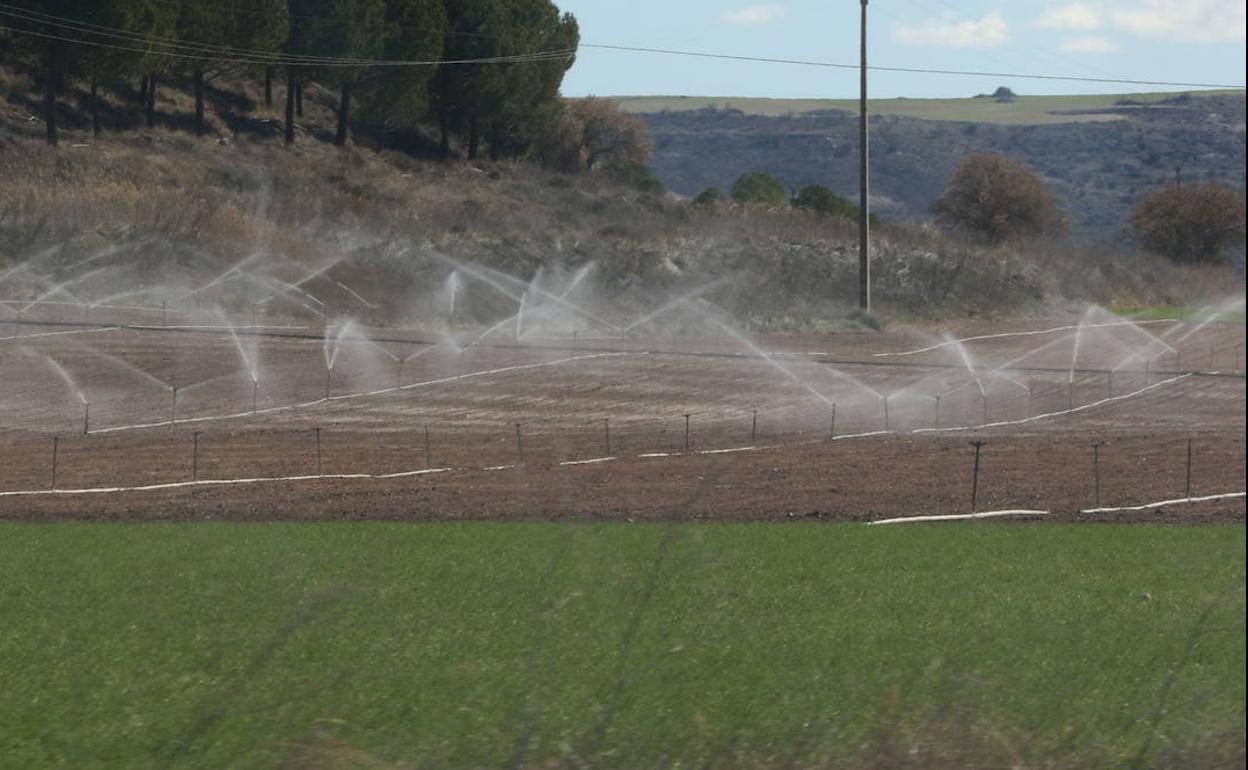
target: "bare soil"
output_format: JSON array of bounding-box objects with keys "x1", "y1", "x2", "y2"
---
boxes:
[{"x1": 2, "y1": 311, "x2": 1243, "y2": 523}]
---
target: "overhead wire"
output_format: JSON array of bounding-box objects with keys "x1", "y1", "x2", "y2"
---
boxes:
[{"x1": 0, "y1": 3, "x2": 1241, "y2": 88}]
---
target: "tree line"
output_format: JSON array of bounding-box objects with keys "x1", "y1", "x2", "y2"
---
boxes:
[{"x1": 0, "y1": 0, "x2": 579, "y2": 156}]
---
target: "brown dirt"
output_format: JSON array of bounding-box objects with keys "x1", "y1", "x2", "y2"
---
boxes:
[{"x1": 2, "y1": 313, "x2": 1244, "y2": 523}]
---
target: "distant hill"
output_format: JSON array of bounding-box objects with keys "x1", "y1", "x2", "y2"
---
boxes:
[{"x1": 621, "y1": 91, "x2": 1247, "y2": 242}]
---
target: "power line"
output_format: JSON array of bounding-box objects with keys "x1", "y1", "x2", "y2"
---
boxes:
[
  {"x1": 0, "y1": 5, "x2": 1242, "y2": 89},
  {"x1": 579, "y1": 44, "x2": 1245, "y2": 90}
]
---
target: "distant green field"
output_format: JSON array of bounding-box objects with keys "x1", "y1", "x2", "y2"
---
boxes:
[
  {"x1": 2, "y1": 523, "x2": 1244, "y2": 769},
  {"x1": 616, "y1": 89, "x2": 1244, "y2": 125}
]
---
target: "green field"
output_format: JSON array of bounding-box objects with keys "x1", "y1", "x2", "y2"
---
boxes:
[
  {"x1": 615, "y1": 89, "x2": 1244, "y2": 125},
  {"x1": 2, "y1": 523, "x2": 1244, "y2": 769}
]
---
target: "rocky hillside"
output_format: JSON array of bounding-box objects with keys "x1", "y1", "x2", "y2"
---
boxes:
[{"x1": 632, "y1": 92, "x2": 1246, "y2": 244}]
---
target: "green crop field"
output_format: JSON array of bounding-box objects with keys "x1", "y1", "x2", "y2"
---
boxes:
[
  {"x1": 2, "y1": 523, "x2": 1244, "y2": 769},
  {"x1": 615, "y1": 89, "x2": 1244, "y2": 125}
]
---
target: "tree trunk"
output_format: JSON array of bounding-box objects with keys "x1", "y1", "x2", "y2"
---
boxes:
[
  {"x1": 43, "y1": 48, "x2": 57, "y2": 147},
  {"x1": 139, "y1": 74, "x2": 149, "y2": 105},
  {"x1": 264, "y1": 68, "x2": 273, "y2": 106},
  {"x1": 376, "y1": 103, "x2": 387, "y2": 153},
  {"x1": 467, "y1": 113, "x2": 480, "y2": 160},
  {"x1": 145, "y1": 75, "x2": 156, "y2": 128},
  {"x1": 334, "y1": 82, "x2": 351, "y2": 147},
  {"x1": 193, "y1": 69, "x2": 205, "y2": 136},
  {"x1": 439, "y1": 111, "x2": 450, "y2": 157},
  {"x1": 489, "y1": 121, "x2": 501, "y2": 161},
  {"x1": 90, "y1": 79, "x2": 100, "y2": 137},
  {"x1": 284, "y1": 72, "x2": 295, "y2": 145},
  {"x1": 295, "y1": 83, "x2": 303, "y2": 117}
]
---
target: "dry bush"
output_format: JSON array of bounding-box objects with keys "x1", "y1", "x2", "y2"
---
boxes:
[
  {"x1": 1127, "y1": 182, "x2": 1246, "y2": 264},
  {"x1": 934, "y1": 152, "x2": 1069, "y2": 243}
]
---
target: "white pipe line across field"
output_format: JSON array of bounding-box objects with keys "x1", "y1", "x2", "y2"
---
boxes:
[
  {"x1": 1080, "y1": 492, "x2": 1246, "y2": 514},
  {"x1": 873, "y1": 320, "x2": 1177, "y2": 358},
  {"x1": 559, "y1": 456, "x2": 617, "y2": 466},
  {"x1": 0, "y1": 326, "x2": 121, "y2": 343},
  {"x1": 912, "y1": 373, "x2": 1192, "y2": 435},
  {"x1": 90, "y1": 352, "x2": 634, "y2": 434},
  {"x1": 869, "y1": 510, "x2": 1051, "y2": 525}
]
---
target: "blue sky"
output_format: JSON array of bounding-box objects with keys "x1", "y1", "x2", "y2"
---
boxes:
[{"x1": 557, "y1": 0, "x2": 1247, "y2": 98}]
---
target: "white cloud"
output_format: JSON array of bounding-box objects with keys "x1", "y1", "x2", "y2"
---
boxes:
[
  {"x1": 1059, "y1": 35, "x2": 1119, "y2": 52},
  {"x1": 893, "y1": 13, "x2": 1010, "y2": 48},
  {"x1": 1038, "y1": 2, "x2": 1104, "y2": 30},
  {"x1": 720, "y1": 5, "x2": 785, "y2": 26},
  {"x1": 1112, "y1": 0, "x2": 1245, "y2": 42}
]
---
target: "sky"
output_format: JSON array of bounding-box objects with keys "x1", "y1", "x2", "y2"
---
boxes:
[{"x1": 557, "y1": 0, "x2": 1247, "y2": 99}]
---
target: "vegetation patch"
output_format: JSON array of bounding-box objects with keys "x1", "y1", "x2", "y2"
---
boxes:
[{"x1": 1, "y1": 523, "x2": 1243, "y2": 769}]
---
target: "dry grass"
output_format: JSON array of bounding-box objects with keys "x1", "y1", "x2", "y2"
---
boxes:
[{"x1": 1, "y1": 68, "x2": 1239, "y2": 327}]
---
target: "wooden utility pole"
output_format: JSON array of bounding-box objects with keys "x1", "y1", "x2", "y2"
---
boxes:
[{"x1": 858, "y1": 0, "x2": 871, "y2": 312}]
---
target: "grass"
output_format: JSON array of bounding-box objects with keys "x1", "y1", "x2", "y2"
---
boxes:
[
  {"x1": 1112, "y1": 305, "x2": 1247, "y2": 323},
  {"x1": 1, "y1": 522, "x2": 1244, "y2": 769},
  {"x1": 614, "y1": 90, "x2": 1245, "y2": 125}
]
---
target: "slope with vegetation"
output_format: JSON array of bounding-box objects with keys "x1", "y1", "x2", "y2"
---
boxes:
[{"x1": 634, "y1": 91, "x2": 1246, "y2": 243}]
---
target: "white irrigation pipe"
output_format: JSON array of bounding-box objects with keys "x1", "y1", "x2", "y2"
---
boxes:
[
  {"x1": 0, "y1": 326, "x2": 121, "y2": 343},
  {"x1": 873, "y1": 320, "x2": 1177, "y2": 358},
  {"x1": 869, "y1": 510, "x2": 1050, "y2": 525},
  {"x1": 0, "y1": 363, "x2": 1208, "y2": 502},
  {"x1": 1081, "y1": 492, "x2": 1245, "y2": 514},
  {"x1": 0, "y1": 467, "x2": 452, "y2": 499},
  {"x1": 90, "y1": 351, "x2": 634, "y2": 434},
  {"x1": 912, "y1": 373, "x2": 1192, "y2": 435}
]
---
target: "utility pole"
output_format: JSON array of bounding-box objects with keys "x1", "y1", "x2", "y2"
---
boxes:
[{"x1": 858, "y1": 0, "x2": 871, "y2": 313}]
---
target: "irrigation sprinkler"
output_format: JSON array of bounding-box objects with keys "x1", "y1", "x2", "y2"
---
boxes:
[
  {"x1": 829, "y1": 403, "x2": 837, "y2": 440},
  {"x1": 933, "y1": 395, "x2": 941, "y2": 428},
  {"x1": 1091, "y1": 441, "x2": 1105, "y2": 508},
  {"x1": 1185, "y1": 438, "x2": 1193, "y2": 499},
  {"x1": 684, "y1": 414, "x2": 691, "y2": 453},
  {"x1": 1208, "y1": 346, "x2": 1214, "y2": 372},
  {"x1": 424, "y1": 426, "x2": 432, "y2": 468},
  {"x1": 252, "y1": 379, "x2": 260, "y2": 413},
  {"x1": 515, "y1": 423, "x2": 524, "y2": 461},
  {"x1": 1067, "y1": 380, "x2": 1074, "y2": 410},
  {"x1": 982, "y1": 392, "x2": 989, "y2": 424},
  {"x1": 251, "y1": 303, "x2": 258, "y2": 328},
  {"x1": 882, "y1": 396, "x2": 890, "y2": 431},
  {"x1": 81, "y1": 303, "x2": 89, "y2": 324},
  {"x1": 315, "y1": 427, "x2": 323, "y2": 475},
  {"x1": 969, "y1": 439, "x2": 985, "y2": 513},
  {"x1": 82, "y1": 402, "x2": 90, "y2": 435},
  {"x1": 1024, "y1": 387, "x2": 1033, "y2": 418},
  {"x1": 395, "y1": 359, "x2": 404, "y2": 389},
  {"x1": 1175, "y1": 350, "x2": 1182, "y2": 373},
  {"x1": 603, "y1": 418, "x2": 611, "y2": 456},
  {"x1": 50, "y1": 435, "x2": 59, "y2": 490},
  {"x1": 751, "y1": 409, "x2": 758, "y2": 442},
  {"x1": 1107, "y1": 371, "x2": 1113, "y2": 398},
  {"x1": 572, "y1": 331, "x2": 578, "y2": 352},
  {"x1": 161, "y1": 301, "x2": 168, "y2": 327},
  {"x1": 324, "y1": 367, "x2": 332, "y2": 400},
  {"x1": 192, "y1": 431, "x2": 201, "y2": 481},
  {"x1": 169, "y1": 386, "x2": 179, "y2": 427}
]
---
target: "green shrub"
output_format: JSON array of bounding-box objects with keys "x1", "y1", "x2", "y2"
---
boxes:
[
  {"x1": 731, "y1": 172, "x2": 785, "y2": 206},
  {"x1": 692, "y1": 187, "x2": 724, "y2": 206}
]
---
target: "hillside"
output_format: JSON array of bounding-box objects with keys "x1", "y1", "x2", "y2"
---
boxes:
[
  {"x1": 0, "y1": 69, "x2": 1238, "y2": 327},
  {"x1": 626, "y1": 91, "x2": 1247, "y2": 243}
]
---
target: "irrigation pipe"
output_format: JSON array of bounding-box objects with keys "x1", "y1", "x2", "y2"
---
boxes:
[
  {"x1": 89, "y1": 352, "x2": 635, "y2": 434},
  {"x1": 868, "y1": 510, "x2": 1050, "y2": 525},
  {"x1": 1080, "y1": 492, "x2": 1245, "y2": 514},
  {"x1": 873, "y1": 320, "x2": 1178, "y2": 358},
  {"x1": 0, "y1": 467, "x2": 452, "y2": 498},
  {"x1": 0, "y1": 326, "x2": 121, "y2": 343},
  {"x1": 912, "y1": 373, "x2": 1193, "y2": 435}
]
